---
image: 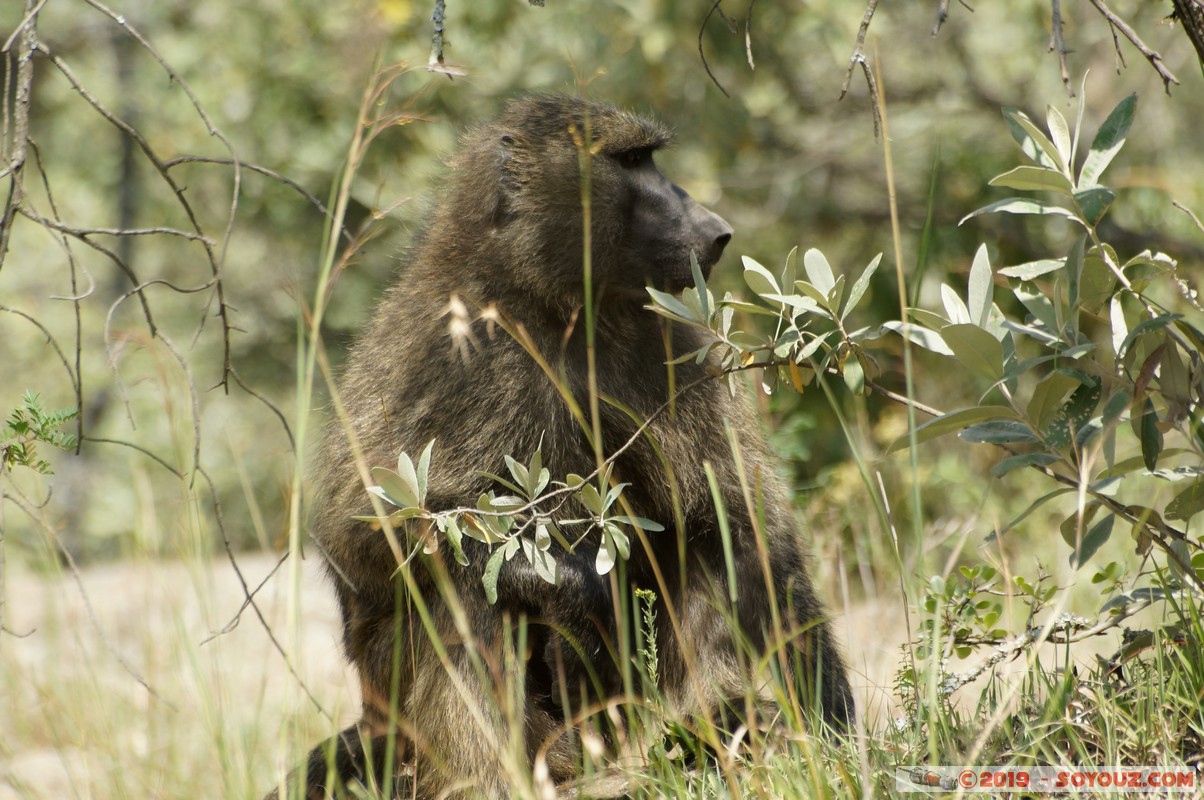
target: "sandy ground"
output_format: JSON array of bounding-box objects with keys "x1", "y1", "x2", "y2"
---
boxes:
[{"x1": 0, "y1": 552, "x2": 909, "y2": 799}]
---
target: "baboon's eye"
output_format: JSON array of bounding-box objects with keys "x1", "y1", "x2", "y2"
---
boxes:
[{"x1": 617, "y1": 148, "x2": 653, "y2": 168}]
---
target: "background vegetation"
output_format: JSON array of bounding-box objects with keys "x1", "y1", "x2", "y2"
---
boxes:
[{"x1": 2, "y1": 0, "x2": 1202, "y2": 797}]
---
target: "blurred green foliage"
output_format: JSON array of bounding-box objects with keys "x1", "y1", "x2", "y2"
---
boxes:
[{"x1": 1, "y1": 0, "x2": 1201, "y2": 584}]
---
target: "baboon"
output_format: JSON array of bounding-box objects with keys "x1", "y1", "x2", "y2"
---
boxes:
[{"x1": 269, "y1": 95, "x2": 852, "y2": 800}]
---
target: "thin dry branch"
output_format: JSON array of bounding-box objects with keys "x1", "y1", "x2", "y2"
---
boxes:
[
  {"x1": 840, "y1": 0, "x2": 878, "y2": 100},
  {"x1": 1087, "y1": 0, "x2": 1180, "y2": 91},
  {"x1": 699, "y1": 0, "x2": 732, "y2": 97},
  {"x1": 1049, "y1": 0, "x2": 1074, "y2": 97},
  {"x1": 837, "y1": 0, "x2": 884, "y2": 139},
  {"x1": 37, "y1": 41, "x2": 238, "y2": 389},
  {"x1": 164, "y1": 155, "x2": 356, "y2": 247},
  {"x1": 0, "y1": 1, "x2": 324, "y2": 715}
]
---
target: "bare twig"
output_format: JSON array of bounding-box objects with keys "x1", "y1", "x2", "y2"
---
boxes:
[
  {"x1": 1174, "y1": 200, "x2": 1204, "y2": 235},
  {"x1": 164, "y1": 155, "x2": 356, "y2": 246},
  {"x1": 932, "y1": 0, "x2": 974, "y2": 35},
  {"x1": 37, "y1": 41, "x2": 237, "y2": 389},
  {"x1": 933, "y1": 0, "x2": 951, "y2": 35},
  {"x1": 699, "y1": 0, "x2": 731, "y2": 97},
  {"x1": 26, "y1": 142, "x2": 86, "y2": 450},
  {"x1": 84, "y1": 0, "x2": 244, "y2": 390},
  {"x1": 840, "y1": 0, "x2": 878, "y2": 100},
  {"x1": 1049, "y1": 0, "x2": 1074, "y2": 97},
  {"x1": 1087, "y1": 0, "x2": 1180, "y2": 92},
  {"x1": 0, "y1": 305, "x2": 78, "y2": 388},
  {"x1": 838, "y1": 0, "x2": 883, "y2": 138}
]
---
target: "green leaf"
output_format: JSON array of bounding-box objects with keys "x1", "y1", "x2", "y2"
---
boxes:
[
  {"x1": 842, "y1": 253, "x2": 882, "y2": 320},
  {"x1": 441, "y1": 517, "x2": 470, "y2": 566},
  {"x1": 596, "y1": 529, "x2": 617, "y2": 574},
  {"x1": 1061, "y1": 505, "x2": 1114, "y2": 568},
  {"x1": 887, "y1": 406, "x2": 1020, "y2": 453},
  {"x1": 987, "y1": 487, "x2": 1075, "y2": 541},
  {"x1": 719, "y1": 298, "x2": 781, "y2": 318},
  {"x1": 505, "y1": 455, "x2": 529, "y2": 497},
  {"x1": 967, "y1": 244, "x2": 994, "y2": 328},
  {"x1": 988, "y1": 165, "x2": 1073, "y2": 194},
  {"x1": 371, "y1": 467, "x2": 419, "y2": 509},
  {"x1": 611, "y1": 515, "x2": 665, "y2": 532},
  {"x1": 1073, "y1": 187, "x2": 1115, "y2": 226},
  {"x1": 998, "y1": 259, "x2": 1065, "y2": 280},
  {"x1": 960, "y1": 420, "x2": 1040, "y2": 444},
  {"x1": 1011, "y1": 281, "x2": 1060, "y2": 333},
  {"x1": 1110, "y1": 296, "x2": 1129, "y2": 357},
  {"x1": 690, "y1": 251, "x2": 710, "y2": 320},
  {"x1": 1045, "y1": 381, "x2": 1103, "y2": 449},
  {"x1": 1118, "y1": 313, "x2": 1181, "y2": 358},
  {"x1": 797, "y1": 330, "x2": 834, "y2": 360},
  {"x1": 878, "y1": 321, "x2": 955, "y2": 355},
  {"x1": 742, "y1": 256, "x2": 781, "y2": 297},
  {"x1": 416, "y1": 440, "x2": 434, "y2": 503},
  {"x1": 1046, "y1": 104, "x2": 1072, "y2": 167},
  {"x1": 647, "y1": 287, "x2": 698, "y2": 324},
  {"x1": 1079, "y1": 93, "x2": 1137, "y2": 188},
  {"x1": 578, "y1": 482, "x2": 604, "y2": 516},
  {"x1": 1002, "y1": 107, "x2": 1065, "y2": 172},
  {"x1": 1027, "y1": 371, "x2": 1081, "y2": 431},
  {"x1": 942, "y1": 323, "x2": 1004, "y2": 381},
  {"x1": 940, "y1": 287, "x2": 972, "y2": 329},
  {"x1": 843, "y1": 353, "x2": 865, "y2": 395},
  {"x1": 803, "y1": 248, "x2": 836, "y2": 296},
  {"x1": 1166, "y1": 479, "x2": 1204, "y2": 521},
  {"x1": 1079, "y1": 247, "x2": 1118, "y2": 313},
  {"x1": 1139, "y1": 398, "x2": 1163, "y2": 472},
  {"x1": 482, "y1": 545, "x2": 507, "y2": 604},
  {"x1": 908, "y1": 308, "x2": 949, "y2": 331},
  {"x1": 604, "y1": 522, "x2": 631, "y2": 559},
  {"x1": 481, "y1": 470, "x2": 525, "y2": 498},
  {"x1": 395, "y1": 452, "x2": 420, "y2": 505},
  {"x1": 785, "y1": 280, "x2": 833, "y2": 313},
  {"x1": 520, "y1": 536, "x2": 560, "y2": 585},
  {"x1": 826, "y1": 274, "x2": 846, "y2": 317},
  {"x1": 780, "y1": 246, "x2": 799, "y2": 290},
  {"x1": 991, "y1": 452, "x2": 1060, "y2": 478},
  {"x1": 960, "y1": 197, "x2": 1080, "y2": 226}
]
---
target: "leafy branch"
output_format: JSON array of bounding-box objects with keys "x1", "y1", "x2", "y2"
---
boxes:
[
  {"x1": 645, "y1": 88, "x2": 1204, "y2": 667},
  {"x1": 2, "y1": 390, "x2": 79, "y2": 476}
]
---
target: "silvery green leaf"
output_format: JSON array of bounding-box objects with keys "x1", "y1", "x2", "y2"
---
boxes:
[
  {"x1": 743, "y1": 256, "x2": 781, "y2": 297},
  {"x1": 370, "y1": 467, "x2": 418, "y2": 509},
  {"x1": 802, "y1": 248, "x2": 835, "y2": 296},
  {"x1": 1079, "y1": 93, "x2": 1136, "y2": 188}
]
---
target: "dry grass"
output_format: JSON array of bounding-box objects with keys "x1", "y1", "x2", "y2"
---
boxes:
[
  {"x1": 0, "y1": 551, "x2": 915, "y2": 800},
  {"x1": 0, "y1": 553, "x2": 354, "y2": 800}
]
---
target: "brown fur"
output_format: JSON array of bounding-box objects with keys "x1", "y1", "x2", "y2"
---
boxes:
[{"x1": 269, "y1": 95, "x2": 852, "y2": 800}]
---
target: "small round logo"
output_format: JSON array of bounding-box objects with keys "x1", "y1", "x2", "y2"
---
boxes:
[{"x1": 959, "y1": 770, "x2": 978, "y2": 789}]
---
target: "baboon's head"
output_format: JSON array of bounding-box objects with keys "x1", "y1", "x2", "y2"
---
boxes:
[{"x1": 449, "y1": 95, "x2": 733, "y2": 310}]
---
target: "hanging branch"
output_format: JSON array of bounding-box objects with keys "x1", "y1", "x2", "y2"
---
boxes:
[
  {"x1": 699, "y1": 0, "x2": 733, "y2": 97},
  {"x1": 1049, "y1": 0, "x2": 1074, "y2": 96},
  {"x1": 1087, "y1": 0, "x2": 1180, "y2": 91},
  {"x1": 839, "y1": 0, "x2": 882, "y2": 140}
]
